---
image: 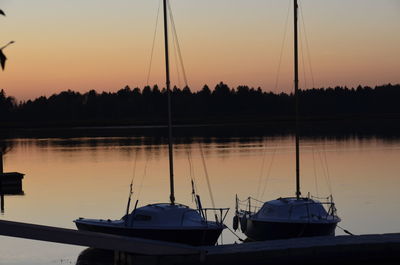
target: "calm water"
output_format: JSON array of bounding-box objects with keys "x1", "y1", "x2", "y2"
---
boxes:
[{"x1": 1, "y1": 135, "x2": 400, "y2": 265}]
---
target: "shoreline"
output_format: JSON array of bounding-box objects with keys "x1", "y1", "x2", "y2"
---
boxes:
[{"x1": 1, "y1": 114, "x2": 400, "y2": 139}]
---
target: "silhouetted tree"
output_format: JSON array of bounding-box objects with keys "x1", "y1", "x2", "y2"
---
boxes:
[{"x1": 2, "y1": 83, "x2": 399, "y2": 125}]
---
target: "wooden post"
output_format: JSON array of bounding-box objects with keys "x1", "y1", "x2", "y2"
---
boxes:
[
  {"x1": 0, "y1": 151, "x2": 3, "y2": 174},
  {"x1": 0, "y1": 151, "x2": 3, "y2": 213},
  {"x1": 0, "y1": 194, "x2": 4, "y2": 213}
]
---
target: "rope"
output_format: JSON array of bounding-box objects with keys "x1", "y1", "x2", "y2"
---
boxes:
[
  {"x1": 146, "y1": 0, "x2": 162, "y2": 85},
  {"x1": 225, "y1": 225, "x2": 244, "y2": 242},
  {"x1": 310, "y1": 195, "x2": 331, "y2": 200},
  {"x1": 237, "y1": 196, "x2": 265, "y2": 205},
  {"x1": 167, "y1": 1, "x2": 188, "y2": 87},
  {"x1": 273, "y1": 0, "x2": 291, "y2": 92},
  {"x1": 337, "y1": 225, "x2": 355, "y2": 236}
]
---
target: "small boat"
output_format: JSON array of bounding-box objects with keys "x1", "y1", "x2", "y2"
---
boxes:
[
  {"x1": 75, "y1": 0, "x2": 227, "y2": 246},
  {"x1": 235, "y1": 196, "x2": 339, "y2": 241},
  {"x1": 75, "y1": 203, "x2": 224, "y2": 246},
  {"x1": 234, "y1": 0, "x2": 340, "y2": 241}
]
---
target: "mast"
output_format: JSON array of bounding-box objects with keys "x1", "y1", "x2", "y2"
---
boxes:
[
  {"x1": 294, "y1": 0, "x2": 301, "y2": 199},
  {"x1": 163, "y1": 0, "x2": 175, "y2": 205}
]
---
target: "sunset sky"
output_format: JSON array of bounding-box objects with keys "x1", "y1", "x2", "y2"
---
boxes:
[{"x1": 1, "y1": 0, "x2": 399, "y2": 101}]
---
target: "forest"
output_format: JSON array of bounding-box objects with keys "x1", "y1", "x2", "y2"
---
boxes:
[{"x1": 1, "y1": 83, "x2": 399, "y2": 126}]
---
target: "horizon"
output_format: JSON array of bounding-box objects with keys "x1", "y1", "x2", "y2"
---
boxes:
[
  {"x1": 1, "y1": 0, "x2": 399, "y2": 101},
  {"x1": 3, "y1": 82, "x2": 400, "y2": 103}
]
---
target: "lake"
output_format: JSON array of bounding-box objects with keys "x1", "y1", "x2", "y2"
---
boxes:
[{"x1": 1, "y1": 134, "x2": 399, "y2": 265}]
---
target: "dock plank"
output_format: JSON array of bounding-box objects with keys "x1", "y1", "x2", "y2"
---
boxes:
[
  {"x1": 200, "y1": 234, "x2": 400, "y2": 265},
  {"x1": 0, "y1": 219, "x2": 199, "y2": 256}
]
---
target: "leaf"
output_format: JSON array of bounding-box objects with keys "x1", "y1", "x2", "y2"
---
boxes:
[{"x1": 0, "y1": 49, "x2": 7, "y2": 70}]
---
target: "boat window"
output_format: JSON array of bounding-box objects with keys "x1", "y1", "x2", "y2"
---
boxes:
[
  {"x1": 133, "y1": 214, "x2": 152, "y2": 221},
  {"x1": 262, "y1": 205, "x2": 274, "y2": 215}
]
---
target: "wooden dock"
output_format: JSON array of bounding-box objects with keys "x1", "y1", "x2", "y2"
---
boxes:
[
  {"x1": 1, "y1": 219, "x2": 400, "y2": 264},
  {"x1": 0, "y1": 219, "x2": 198, "y2": 256},
  {"x1": 200, "y1": 233, "x2": 400, "y2": 265}
]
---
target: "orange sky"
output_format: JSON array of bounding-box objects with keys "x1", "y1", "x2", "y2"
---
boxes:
[{"x1": 1, "y1": 0, "x2": 399, "y2": 101}]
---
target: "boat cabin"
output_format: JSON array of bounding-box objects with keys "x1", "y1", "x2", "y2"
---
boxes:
[
  {"x1": 123, "y1": 203, "x2": 207, "y2": 228},
  {"x1": 253, "y1": 197, "x2": 338, "y2": 223}
]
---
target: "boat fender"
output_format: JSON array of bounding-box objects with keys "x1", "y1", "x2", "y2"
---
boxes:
[
  {"x1": 240, "y1": 216, "x2": 247, "y2": 232},
  {"x1": 233, "y1": 215, "x2": 239, "y2": 231}
]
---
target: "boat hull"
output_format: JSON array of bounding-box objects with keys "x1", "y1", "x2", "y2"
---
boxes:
[
  {"x1": 244, "y1": 218, "x2": 338, "y2": 241},
  {"x1": 75, "y1": 222, "x2": 223, "y2": 246}
]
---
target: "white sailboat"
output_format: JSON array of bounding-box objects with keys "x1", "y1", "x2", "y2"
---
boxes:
[
  {"x1": 75, "y1": 0, "x2": 227, "y2": 246},
  {"x1": 234, "y1": 0, "x2": 340, "y2": 241}
]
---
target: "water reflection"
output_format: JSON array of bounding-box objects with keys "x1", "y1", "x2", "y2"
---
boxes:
[
  {"x1": 0, "y1": 173, "x2": 25, "y2": 213},
  {"x1": 75, "y1": 248, "x2": 177, "y2": 265},
  {"x1": 0, "y1": 134, "x2": 400, "y2": 265},
  {"x1": 0, "y1": 145, "x2": 25, "y2": 214},
  {"x1": 76, "y1": 248, "x2": 114, "y2": 265},
  {"x1": 76, "y1": 248, "x2": 165, "y2": 265}
]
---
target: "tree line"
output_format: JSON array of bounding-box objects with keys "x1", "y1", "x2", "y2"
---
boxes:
[{"x1": 1, "y1": 83, "x2": 399, "y2": 125}]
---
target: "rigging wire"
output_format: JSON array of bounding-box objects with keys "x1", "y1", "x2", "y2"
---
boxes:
[
  {"x1": 255, "y1": 144, "x2": 269, "y2": 199},
  {"x1": 299, "y1": 2, "x2": 315, "y2": 88},
  {"x1": 186, "y1": 148, "x2": 194, "y2": 182},
  {"x1": 124, "y1": 149, "x2": 139, "y2": 216},
  {"x1": 273, "y1": 0, "x2": 292, "y2": 92},
  {"x1": 322, "y1": 145, "x2": 334, "y2": 195},
  {"x1": 136, "y1": 155, "x2": 150, "y2": 200},
  {"x1": 311, "y1": 147, "x2": 320, "y2": 197},
  {"x1": 317, "y1": 147, "x2": 333, "y2": 196},
  {"x1": 146, "y1": 0, "x2": 162, "y2": 86},
  {"x1": 167, "y1": 1, "x2": 188, "y2": 88},
  {"x1": 259, "y1": 146, "x2": 278, "y2": 199},
  {"x1": 299, "y1": 23, "x2": 308, "y2": 90},
  {"x1": 131, "y1": 148, "x2": 138, "y2": 183},
  {"x1": 171, "y1": 27, "x2": 182, "y2": 89},
  {"x1": 186, "y1": 148, "x2": 199, "y2": 200},
  {"x1": 199, "y1": 144, "x2": 216, "y2": 210}
]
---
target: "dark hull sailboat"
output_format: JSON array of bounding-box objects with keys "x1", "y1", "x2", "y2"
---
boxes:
[
  {"x1": 75, "y1": 221, "x2": 222, "y2": 246},
  {"x1": 245, "y1": 220, "x2": 336, "y2": 241},
  {"x1": 234, "y1": 0, "x2": 340, "y2": 241},
  {"x1": 75, "y1": 0, "x2": 227, "y2": 246},
  {"x1": 75, "y1": 203, "x2": 225, "y2": 247},
  {"x1": 236, "y1": 197, "x2": 340, "y2": 241}
]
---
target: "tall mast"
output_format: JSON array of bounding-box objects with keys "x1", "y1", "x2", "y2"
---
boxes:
[
  {"x1": 294, "y1": 0, "x2": 301, "y2": 199},
  {"x1": 163, "y1": 0, "x2": 175, "y2": 205}
]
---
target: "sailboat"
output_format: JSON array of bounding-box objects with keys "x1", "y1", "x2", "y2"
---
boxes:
[
  {"x1": 233, "y1": 0, "x2": 340, "y2": 241},
  {"x1": 74, "y1": 0, "x2": 227, "y2": 246}
]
